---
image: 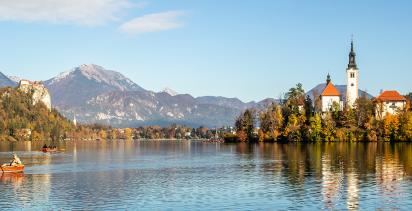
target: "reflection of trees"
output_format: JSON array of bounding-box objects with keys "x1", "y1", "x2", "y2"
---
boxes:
[
  {"x1": 375, "y1": 145, "x2": 405, "y2": 205},
  {"x1": 232, "y1": 142, "x2": 412, "y2": 209}
]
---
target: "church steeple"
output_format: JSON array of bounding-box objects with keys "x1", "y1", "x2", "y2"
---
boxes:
[
  {"x1": 346, "y1": 37, "x2": 359, "y2": 108},
  {"x1": 326, "y1": 73, "x2": 331, "y2": 84},
  {"x1": 348, "y1": 39, "x2": 357, "y2": 69}
]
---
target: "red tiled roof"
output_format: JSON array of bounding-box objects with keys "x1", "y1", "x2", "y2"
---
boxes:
[
  {"x1": 320, "y1": 83, "x2": 340, "y2": 96},
  {"x1": 376, "y1": 90, "x2": 406, "y2": 101}
]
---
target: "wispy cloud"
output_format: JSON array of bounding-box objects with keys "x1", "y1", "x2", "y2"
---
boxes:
[
  {"x1": 119, "y1": 11, "x2": 186, "y2": 35},
  {"x1": 0, "y1": 0, "x2": 134, "y2": 26}
]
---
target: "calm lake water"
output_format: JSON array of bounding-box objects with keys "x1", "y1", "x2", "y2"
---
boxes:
[{"x1": 1, "y1": 140, "x2": 412, "y2": 210}]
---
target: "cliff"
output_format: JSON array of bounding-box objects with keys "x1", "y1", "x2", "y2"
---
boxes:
[{"x1": 18, "y1": 80, "x2": 51, "y2": 110}]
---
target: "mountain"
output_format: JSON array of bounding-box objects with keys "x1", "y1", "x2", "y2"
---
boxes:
[
  {"x1": 0, "y1": 72, "x2": 16, "y2": 87},
  {"x1": 161, "y1": 87, "x2": 179, "y2": 96},
  {"x1": 8, "y1": 76, "x2": 23, "y2": 83},
  {"x1": 44, "y1": 64, "x2": 145, "y2": 107},
  {"x1": 43, "y1": 64, "x2": 277, "y2": 127}
]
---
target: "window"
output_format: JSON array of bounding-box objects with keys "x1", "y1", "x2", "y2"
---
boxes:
[
  {"x1": 351, "y1": 83, "x2": 354, "y2": 87},
  {"x1": 350, "y1": 72, "x2": 355, "y2": 78}
]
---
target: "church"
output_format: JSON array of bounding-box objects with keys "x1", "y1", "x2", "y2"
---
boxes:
[{"x1": 314, "y1": 41, "x2": 361, "y2": 112}]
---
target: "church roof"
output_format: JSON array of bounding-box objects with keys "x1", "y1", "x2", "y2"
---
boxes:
[
  {"x1": 320, "y1": 82, "x2": 340, "y2": 96},
  {"x1": 306, "y1": 83, "x2": 373, "y2": 103},
  {"x1": 376, "y1": 90, "x2": 406, "y2": 102}
]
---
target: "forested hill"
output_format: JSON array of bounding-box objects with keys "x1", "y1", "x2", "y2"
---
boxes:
[{"x1": 0, "y1": 87, "x2": 75, "y2": 141}]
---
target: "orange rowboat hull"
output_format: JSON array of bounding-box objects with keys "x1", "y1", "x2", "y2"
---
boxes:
[
  {"x1": 41, "y1": 148, "x2": 57, "y2": 153},
  {"x1": 1, "y1": 165, "x2": 24, "y2": 173}
]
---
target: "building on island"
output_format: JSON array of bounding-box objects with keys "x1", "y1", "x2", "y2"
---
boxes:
[
  {"x1": 345, "y1": 40, "x2": 359, "y2": 108},
  {"x1": 315, "y1": 40, "x2": 360, "y2": 112},
  {"x1": 18, "y1": 80, "x2": 52, "y2": 110},
  {"x1": 375, "y1": 90, "x2": 407, "y2": 119},
  {"x1": 319, "y1": 74, "x2": 342, "y2": 112},
  {"x1": 73, "y1": 114, "x2": 77, "y2": 126}
]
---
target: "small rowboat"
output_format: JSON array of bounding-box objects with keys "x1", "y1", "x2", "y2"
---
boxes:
[
  {"x1": 1, "y1": 164, "x2": 24, "y2": 173},
  {"x1": 41, "y1": 147, "x2": 57, "y2": 153}
]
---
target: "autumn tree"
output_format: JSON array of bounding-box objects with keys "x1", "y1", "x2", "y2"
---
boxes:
[{"x1": 235, "y1": 109, "x2": 257, "y2": 141}]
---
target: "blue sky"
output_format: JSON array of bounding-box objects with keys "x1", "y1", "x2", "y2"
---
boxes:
[{"x1": 0, "y1": 0, "x2": 411, "y2": 102}]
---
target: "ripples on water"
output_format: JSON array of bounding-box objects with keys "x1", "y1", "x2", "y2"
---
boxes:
[{"x1": 0, "y1": 141, "x2": 412, "y2": 210}]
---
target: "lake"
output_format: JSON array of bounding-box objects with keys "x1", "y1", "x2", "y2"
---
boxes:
[{"x1": 1, "y1": 140, "x2": 412, "y2": 210}]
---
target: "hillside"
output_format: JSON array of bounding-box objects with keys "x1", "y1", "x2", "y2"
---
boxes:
[{"x1": 0, "y1": 87, "x2": 75, "y2": 141}]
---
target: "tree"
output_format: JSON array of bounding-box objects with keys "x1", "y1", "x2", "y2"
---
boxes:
[
  {"x1": 354, "y1": 96, "x2": 374, "y2": 128},
  {"x1": 284, "y1": 114, "x2": 302, "y2": 141},
  {"x1": 322, "y1": 113, "x2": 336, "y2": 141},
  {"x1": 98, "y1": 130, "x2": 107, "y2": 140},
  {"x1": 304, "y1": 95, "x2": 314, "y2": 120},
  {"x1": 399, "y1": 112, "x2": 412, "y2": 141},
  {"x1": 235, "y1": 109, "x2": 257, "y2": 141},
  {"x1": 285, "y1": 83, "x2": 305, "y2": 114},
  {"x1": 259, "y1": 104, "x2": 283, "y2": 141},
  {"x1": 124, "y1": 128, "x2": 133, "y2": 140},
  {"x1": 308, "y1": 114, "x2": 322, "y2": 141}
]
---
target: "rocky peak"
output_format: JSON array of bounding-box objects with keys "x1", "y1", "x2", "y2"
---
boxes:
[
  {"x1": 161, "y1": 87, "x2": 179, "y2": 96},
  {"x1": 48, "y1": 64, "x2": 143, "y2": 92}
]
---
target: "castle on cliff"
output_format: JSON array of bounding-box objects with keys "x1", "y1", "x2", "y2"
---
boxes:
[{"x1": 18, "y1": 80, "x2": 51, "y2": 110}]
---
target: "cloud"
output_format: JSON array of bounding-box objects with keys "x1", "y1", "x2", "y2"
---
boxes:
[
  {"x1": 0, "y1": 0, "x2": 133, "y2": 26},
  {"x1": 119, "y1": 11, "x2": 186, "y2": 35}
]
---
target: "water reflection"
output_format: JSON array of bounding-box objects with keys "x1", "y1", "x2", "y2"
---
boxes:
[
  {"x1": 0, "y1": 141, "x2": 411, "y2": 210},
  {"x1": 0, "y1": 172, "x2": 24, "y2": 187}
]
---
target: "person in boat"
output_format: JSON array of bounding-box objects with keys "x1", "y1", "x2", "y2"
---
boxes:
[
  {"x1": 9, "y1": 153, "x2": 22, "y2": 166},
  {"x1": 42, "y1": 144, "x2": 48, "y2": 149}
]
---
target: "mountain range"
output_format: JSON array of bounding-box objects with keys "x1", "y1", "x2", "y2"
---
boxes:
[
  {"x1": 1, "y1": 64, "x2": 374, "y2": 127},
  {"x1": 0, "y1": 64, "x2": 277, "y2": 127}
]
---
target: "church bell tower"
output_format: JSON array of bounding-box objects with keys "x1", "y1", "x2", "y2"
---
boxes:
[{"x1": 346, "y1": 39, "x2": 359, "y2": 108}]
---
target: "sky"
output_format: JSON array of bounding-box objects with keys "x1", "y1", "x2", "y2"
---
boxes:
[{"x1": 0, "y1": 0, "x2": 411, "y2": 102}]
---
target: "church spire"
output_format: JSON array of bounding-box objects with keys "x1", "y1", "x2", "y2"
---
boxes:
[
  {"x1": 326, "y1": 73, "x2": 331, "y2": 84},
  {"x1": 348, "y1": 38, "x2": 357, "y2": 69}
]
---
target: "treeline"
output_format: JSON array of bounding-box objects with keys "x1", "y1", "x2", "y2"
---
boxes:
[
  {"x1": 229, "y1": 83, "x2": 412, "y2": 142},
  {"x1": 68, "y1": 124, "x2": 221, "y2": 141},
  {"x1": 0, "y1": 87, "x2": 75, "y2": 141}
]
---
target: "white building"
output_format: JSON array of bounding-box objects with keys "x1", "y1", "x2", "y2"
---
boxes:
[
  {"x1": 73, "y1": 114, "x2": 77, "y2": 126},
  {"x1": 346, "y1": 41, "x2": 359, "y2": 108},
  {"x1": 320, "y1": 74, "x2": 342, "y2": 112},
  {"x1": 375, "y1": 90, "x2": 407, "y2": 119}
]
